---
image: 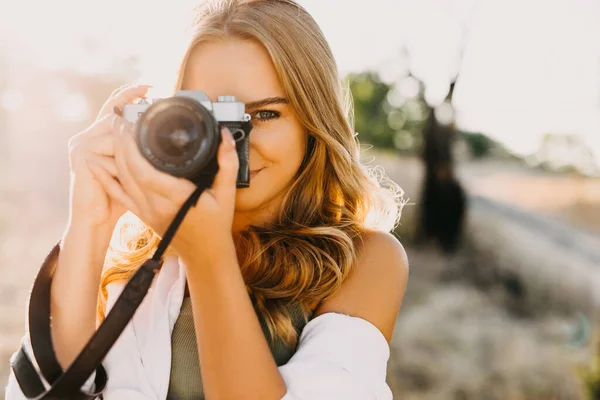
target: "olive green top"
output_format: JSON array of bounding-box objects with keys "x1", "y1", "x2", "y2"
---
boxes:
[{"x1": 166, "y1": 284, "x2": 311, "y2": 400}]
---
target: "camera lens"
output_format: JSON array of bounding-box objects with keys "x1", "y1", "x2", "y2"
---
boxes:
[{"x1": 136, "y1": 97, "x2": 219, "y2": 178}]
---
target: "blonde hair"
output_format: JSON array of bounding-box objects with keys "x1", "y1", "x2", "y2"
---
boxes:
[{"x1": 97, "y1": 0, "x2": 405, "y2": 347}]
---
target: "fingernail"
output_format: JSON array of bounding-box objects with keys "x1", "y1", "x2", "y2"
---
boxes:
[
  {"x1": 222, "y1": 127, "x2": 236, "y2": 150},
  {"x1": 113, "y1": 106, "x2": 123, "y2": 117}
]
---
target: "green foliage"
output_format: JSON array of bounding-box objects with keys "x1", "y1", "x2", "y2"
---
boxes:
[
  {"x1": 461, "y1": 131, "x2": 494, "y2": 158},
  {"x1": 346, "y1": 72, "x2": 396, "y2": 149},
  {"x1": 346, "y1": 71, "x2": 505, "y2": 159},
  {"x1": 345, "y1": 71, "x2": 429, "y2": 154}
]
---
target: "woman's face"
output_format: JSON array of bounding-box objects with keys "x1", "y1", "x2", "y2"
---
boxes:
[{"x1": 182, "y1": 39, "x2": 307, "y2": 225}]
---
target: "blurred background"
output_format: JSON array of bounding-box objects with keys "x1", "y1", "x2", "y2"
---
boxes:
[{"x1": 1, "y1": 0, "x2": 600, "y2": 398}]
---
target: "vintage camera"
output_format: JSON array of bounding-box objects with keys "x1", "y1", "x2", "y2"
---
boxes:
[{"x1": 122, "y1": 90, "x2": 252, "y2": 189}]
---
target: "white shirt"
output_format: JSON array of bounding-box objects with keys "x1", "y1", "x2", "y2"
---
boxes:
[{"x1": 5, "y1": 254, "x2": 393, "y2": 399}]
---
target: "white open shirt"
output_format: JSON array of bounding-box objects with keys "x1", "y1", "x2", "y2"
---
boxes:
[{"x1": 5, "y1": 254, "x2": 393, "y2": 399}]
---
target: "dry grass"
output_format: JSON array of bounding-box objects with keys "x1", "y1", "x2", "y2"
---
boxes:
[
  {"x1": 367, "y1": 151, "x2": 600, "y2": 399},
  {"x1": 388, "y1": 280, "x2": 586, "y2": 400}
]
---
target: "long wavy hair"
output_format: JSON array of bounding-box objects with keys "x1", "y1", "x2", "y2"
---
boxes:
[{"x1": 97, "y1": 0, "x2": 405, "y2": 348}]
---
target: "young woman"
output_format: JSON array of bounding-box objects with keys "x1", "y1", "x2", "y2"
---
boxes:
[{"x1": 6, "y1": 0, "x2": 408, "y2": 399}]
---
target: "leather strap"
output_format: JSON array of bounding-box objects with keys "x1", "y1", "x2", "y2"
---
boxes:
[
  {"x1": 10, "y1": 243, "x2": 109, "y2": 400},
  {"x1": 10, "y1": 185, "x2": 205, "y2": 399}
]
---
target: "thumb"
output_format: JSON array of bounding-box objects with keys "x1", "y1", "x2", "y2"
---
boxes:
[{"x1": 209, "y1": 127, "x2": 239, "y2": 202}]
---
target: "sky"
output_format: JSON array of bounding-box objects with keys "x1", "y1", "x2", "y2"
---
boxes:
[{"x1": 1, "y1": 0, "x2": 599, "y2": 166}]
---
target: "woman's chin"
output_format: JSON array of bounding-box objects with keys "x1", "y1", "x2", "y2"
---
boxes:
[
  {"x1": 234, "y1": 186, "x2": 283, "y2": 216},
  {"x1": 234, "y1": 189, "x2": 267, "y2": 213}
]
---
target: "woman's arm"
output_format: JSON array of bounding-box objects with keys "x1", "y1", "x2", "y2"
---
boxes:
[
  {"x1": 183, "y1": 230, "x2": 408, "y2": 400},
  {"x1": 310, "y1": 230, "x2": 409, "y2": 344},
  {"x1": 50, "y1": 83, "x2": 151, "y2": 369},
  {"x1": 183, "y1": 240, "x2": 288, "y2": 400},
  {"x1": 278, "y1": 313, "x2": 394, "y2": 400},
  {"x1": 4, "y1": 225, "x2": 112, "y2": 399},
  {"x1": 5, "y1": 256, "x2": 158, "y2": 400},
  {"x1": 279, "y1": 231, "x2": 409, "y2": 400},
  {"x1": 51, "y1": 222, "x2": 113, "y2": 368}
]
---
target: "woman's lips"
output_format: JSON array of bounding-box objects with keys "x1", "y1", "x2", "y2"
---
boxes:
[{"x1": 249, "y1": 168, "x2": 264, "y2": 180}]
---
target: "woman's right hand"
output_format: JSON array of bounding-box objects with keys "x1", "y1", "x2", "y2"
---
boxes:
[{"x1": 67, "y1": 84, "x2": 151, "y2": 230}]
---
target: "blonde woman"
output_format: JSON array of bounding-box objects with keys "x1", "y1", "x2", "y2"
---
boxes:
[{"x1": 6, "y1": 0, "x2": 409, "y2": 399}]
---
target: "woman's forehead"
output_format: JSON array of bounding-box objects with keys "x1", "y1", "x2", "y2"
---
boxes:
[{"x1": 183, "y1": 39, "x2": 285, "y2": 104}]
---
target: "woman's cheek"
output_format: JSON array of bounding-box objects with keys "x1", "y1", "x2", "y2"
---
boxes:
[
  {"x1": 250, "y1": 118, "x2": 305, "y2": 165},
  {"x1": 253, "y1": 125, "x2": 284, "y2": 155}
]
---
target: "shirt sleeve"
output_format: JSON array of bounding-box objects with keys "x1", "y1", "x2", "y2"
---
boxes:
[
  {"x1": 278, "y1": 312, "x2": 393, "y2": 400},
  {"x1": 4, "y1": 333, "x2": 97, "y2": 399}
]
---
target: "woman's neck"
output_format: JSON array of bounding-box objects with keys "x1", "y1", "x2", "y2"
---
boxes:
[{"x1": 231, "y1": 197, "x2": 284, "y2": 234}]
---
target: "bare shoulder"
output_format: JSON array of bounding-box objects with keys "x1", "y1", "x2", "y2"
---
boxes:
[{"x1": 313, "y1": 229, "x2": 409, "y2": 344}]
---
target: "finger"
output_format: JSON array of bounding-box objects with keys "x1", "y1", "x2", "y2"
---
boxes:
[
  {"x1": 70, "y1": 129, "x2": 112, "y2": 155},
  {"x1": 113, "y1": 122, "x2": 149, "y2": 208},
  {"x1": 208, "y1": 127, "x2": 239, "y2": 201},
  {"x1": 108, "y1": 80, "x2": 147, "y2": 100},
  {"x1": 86, "y1": 153, "x2": 118, "y2": 177},
  {"x1": 86, "y1": 159, "x2": 139, "y2": 215},
  {"x1": 70, "y1": 113, "x2": 127, "y2": 147},
  {"x1": 74, "y1": 133, "x2": 117, "y2": 157},
  {"x1": 68, "y1": 117, "x2": 119, "y2": 167},
  {"x1": 111, "y1": 84, "x2": 152, "y2": 109},
  {"x1": 97, "y1": 84, "x2": 153, "y2": 120},
  {"x1": 96, "y1": 85, "x2": 129, "y2": 120}
]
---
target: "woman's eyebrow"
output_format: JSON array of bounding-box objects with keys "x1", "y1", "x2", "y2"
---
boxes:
[{"x1": 245, "y1": 97, "x2": 289, "y2": 109}]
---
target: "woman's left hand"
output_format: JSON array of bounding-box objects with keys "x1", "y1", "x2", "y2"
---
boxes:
[{"x1": 102, "y1": 113, "x2": 239, "y2": 263}]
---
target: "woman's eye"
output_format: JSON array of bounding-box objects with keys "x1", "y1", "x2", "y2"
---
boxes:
[{"x1": 253, "y1": 110, "x2": 280, "y2": 121}]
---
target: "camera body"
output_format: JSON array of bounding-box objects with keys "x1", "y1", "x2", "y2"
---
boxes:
[{"x1": 122, "y1": 90, "x2": 252, "y2": 189}]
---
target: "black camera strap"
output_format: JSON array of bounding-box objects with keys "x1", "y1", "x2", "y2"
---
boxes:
[{"x1": 11, "y1": 186, "x2": 205, "y2": 399}]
